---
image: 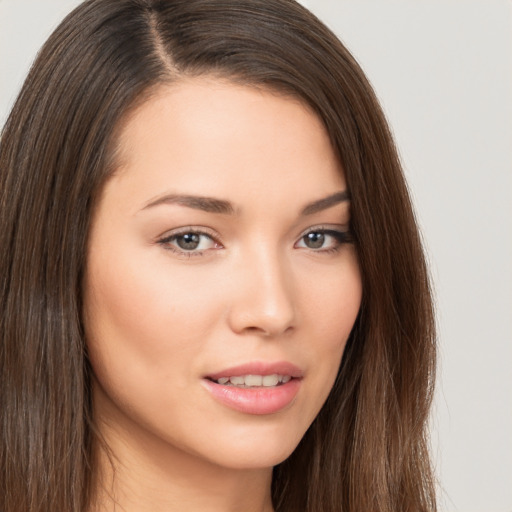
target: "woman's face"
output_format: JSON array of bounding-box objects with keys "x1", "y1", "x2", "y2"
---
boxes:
[{"x1": 84, "y1": 78, "x2": 362, "y2": 470}]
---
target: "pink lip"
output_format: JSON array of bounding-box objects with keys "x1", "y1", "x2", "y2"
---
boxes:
[
  {"x1": 206, "y1": 361, "x2": 303, "y2": 380},
  {"x1": 202, "y1": 361, "x2": 303, "y2": 415}
]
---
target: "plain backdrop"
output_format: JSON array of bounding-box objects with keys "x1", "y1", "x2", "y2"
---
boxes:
[{"x1": 1, "y1": 1, "x2": 511, "y2": 511}]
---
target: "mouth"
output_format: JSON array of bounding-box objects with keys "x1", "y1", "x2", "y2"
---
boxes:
[
  {"x1": 202, "y1": 362, "x2": 303, "y2": 415},
  {"x1": 206, "y1": 374, "x2": 293, "y2": 388}
]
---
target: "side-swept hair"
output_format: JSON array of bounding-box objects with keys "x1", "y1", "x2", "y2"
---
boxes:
[{"x1": 0, "y1": 1, "x2": 436, "y2": 510}]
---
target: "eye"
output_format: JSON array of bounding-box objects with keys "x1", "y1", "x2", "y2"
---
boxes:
[
  {"x1": 295, "y1": 228, "x2": 351, "y2": 252},
  {"x1": 157, "y1": 229, "x2": 222, "y2": 256},
  {"x1": 301, "y1": 232, "x2": 328, "y2": 249}
]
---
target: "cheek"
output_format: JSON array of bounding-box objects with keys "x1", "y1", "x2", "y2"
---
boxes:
[
  {"x1": 303, "y1": 255, "x2": 362, "y2": 349},
  {"x1": 86, "y1": 247, "x2": 216, "y2": 339},
  {"x1": 82, "y1": 247, "x2": 231, "y2": 449},
  {"x1": 295, "y1": 252, "x2": 362, "y2": 410},
  {"x1": 82, "y1": 243, "x2": 227, "y2": 396}
]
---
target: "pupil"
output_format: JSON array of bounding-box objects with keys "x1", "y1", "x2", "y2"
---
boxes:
[
  {"x1": 177, "y1": 233, "x2": 200, "y2": 250},
  {"x1": 305, "y1": 232, "x2": 324, "y2": 249}
]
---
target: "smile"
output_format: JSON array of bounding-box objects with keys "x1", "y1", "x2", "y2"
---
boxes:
[
  {"x1": 210, "y1": 374, "x2": 292, "y2": 387},
  {"x1": 202, "y1": 362, "x2": 303, "y2": 415}
]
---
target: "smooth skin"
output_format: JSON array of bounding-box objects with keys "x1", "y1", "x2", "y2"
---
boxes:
[{"x1": 84, "y1": 78, "x2": 362, "y2": 512}]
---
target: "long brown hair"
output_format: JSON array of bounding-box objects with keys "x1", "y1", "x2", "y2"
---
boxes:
[{"x1": 0, "y1": 1, "x2": 436, "y2": 510}]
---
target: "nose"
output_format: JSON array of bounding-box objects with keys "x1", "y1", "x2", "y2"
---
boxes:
[{"x1": 226, "y1": 247, "x2": 296, "y2": 338}]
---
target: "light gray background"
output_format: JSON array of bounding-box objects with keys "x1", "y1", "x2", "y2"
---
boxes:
[{"x1": 1, "y1": 1, "x2": 511, "y2": 511}]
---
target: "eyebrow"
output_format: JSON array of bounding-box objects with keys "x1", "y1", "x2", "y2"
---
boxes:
[
  {"x1": 142, "y1": 194, "x2": 235, "y2": 214},
  {"x1": 300, "y1": 190, "x2": 350, "y2": 215},
  {"x1": 141, "y1": 190, "x2": 349, "y2": 216}
]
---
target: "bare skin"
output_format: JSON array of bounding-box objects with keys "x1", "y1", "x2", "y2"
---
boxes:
[{"x1": 84, "y1": 78, "x2": 362, "y2": 512}]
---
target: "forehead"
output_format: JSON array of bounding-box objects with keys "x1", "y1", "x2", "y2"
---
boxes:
[{"x1": 107, "y1": 77, "x2": 345, "y2": 212}]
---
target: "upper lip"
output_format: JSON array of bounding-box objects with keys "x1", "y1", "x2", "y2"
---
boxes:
[{"x1": 205, "y1": 361, "x2": 303, "y2": 380}]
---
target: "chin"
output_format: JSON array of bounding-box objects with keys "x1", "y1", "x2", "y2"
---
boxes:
[
  {"x1": 208, "y1": 445, "x2": 298, "y2": 471},
  {"x1": 194, "y1": 420, "x2": 307, "y2": 470}
]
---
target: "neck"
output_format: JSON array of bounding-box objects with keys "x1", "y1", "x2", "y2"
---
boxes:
[{"x1": 90, "y1": 418, "x2": 275, "y2": 512}]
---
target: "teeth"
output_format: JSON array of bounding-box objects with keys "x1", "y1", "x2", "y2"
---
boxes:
[
  {"x1": 214, "y1": 374, "x2": 292, "y2": 387},
  {"x1": 262, "y1": 374, "x2": 279, "y2": 386},
  {"x1": 245, "y1": 375, "x2": 262, "y2": 387}
]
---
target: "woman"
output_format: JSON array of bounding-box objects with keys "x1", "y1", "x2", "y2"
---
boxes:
[{"x1": 0, "y1": 1, "x2": 436, "y2": 511}]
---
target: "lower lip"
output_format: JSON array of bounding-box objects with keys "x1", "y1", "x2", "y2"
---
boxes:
[{"x1": 202, "y1": 378, "x2": 301, "y2": 415}]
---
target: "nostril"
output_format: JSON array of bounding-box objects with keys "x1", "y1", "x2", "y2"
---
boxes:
[{"x1": 241, "y1": 324, "x2": 294, "y2": 338}]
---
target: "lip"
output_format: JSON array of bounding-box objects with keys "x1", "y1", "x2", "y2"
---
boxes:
[
  {"x1": 202, "y1": 361, "x2": 303, "y2": 415},
  {"x1": 205, "y1": 361, "x2": 303, "y2": 380}
]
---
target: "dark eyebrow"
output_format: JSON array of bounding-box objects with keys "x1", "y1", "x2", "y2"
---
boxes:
[
  {"x1": 300, "y1": 190, "x2": 350, "y2": 215},
  {"x1": 141, "y1": 190, "x2": 349, "y2": 216},
  {"x1": 141, "y1": 194, "x2": 236, "y2": 215}
]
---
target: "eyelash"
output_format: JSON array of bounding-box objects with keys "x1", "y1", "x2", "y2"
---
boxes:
[
  {"x1": 157, "y1": 227, "x2": 221, "y2": 259},
  {"x1": 156, "y1": 226, "x2": 353, "y2": 258},
  {"x1": 298, "y1": 228, "x2": 353, "y2": 254}
]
